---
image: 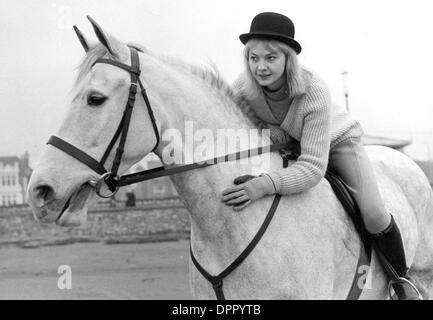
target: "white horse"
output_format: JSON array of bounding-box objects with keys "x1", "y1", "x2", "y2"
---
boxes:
[{"x1": 27, "y1": 18, "x2": 433, "y2": 299}]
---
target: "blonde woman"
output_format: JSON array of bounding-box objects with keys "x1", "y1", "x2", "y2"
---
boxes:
[{"x1": 221, "y1": 11, "x2": 421, "y2": 300}]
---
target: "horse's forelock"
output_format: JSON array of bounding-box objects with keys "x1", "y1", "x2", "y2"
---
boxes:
[
  {"x1": 73, "y1": 43, "x2": 152, "y2": 90},
  {"x1": 74, "y1": 45, "x2": 109, "y2": 89}
]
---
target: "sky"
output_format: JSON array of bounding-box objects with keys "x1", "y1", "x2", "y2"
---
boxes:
[{"x1": 0, "y1": 0, "x2": 432, "y2": 166}]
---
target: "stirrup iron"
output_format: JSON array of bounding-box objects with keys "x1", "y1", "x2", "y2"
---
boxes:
[{"x1": 387, "y1": 277, "x2": 423, "y2": 300}]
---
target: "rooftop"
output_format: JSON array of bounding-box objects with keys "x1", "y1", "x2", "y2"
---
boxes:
[
  {"x1": 0, "y1": 156, "x2": 20, "y2": 166},
  {"x1": 362, "y1": 134, "x2": 411, "y2": 150}
]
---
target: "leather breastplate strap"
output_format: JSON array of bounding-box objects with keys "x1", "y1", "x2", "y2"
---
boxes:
[
  {"x1": 189, "y1": 155, "x2": 288, "y2": 300},
  {"x1": 191, "y1": 154, "x2": 372, "y2": 300},
  {"x1": 190, "y1": 194, "x2": 282, "y2": 300}
]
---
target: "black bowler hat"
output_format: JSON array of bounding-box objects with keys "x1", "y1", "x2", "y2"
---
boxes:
[{"x1": 239, "y1": 12, "x2": 302, "y2": 54}]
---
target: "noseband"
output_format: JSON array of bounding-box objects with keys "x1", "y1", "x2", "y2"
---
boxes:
[{"x1": 47, "y1": 47, "x2": 160, "y2": 197}]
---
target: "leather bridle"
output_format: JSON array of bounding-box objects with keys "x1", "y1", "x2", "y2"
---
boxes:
[{"x1": 47, "y1": 47, "x2": 160, "y2": 197}]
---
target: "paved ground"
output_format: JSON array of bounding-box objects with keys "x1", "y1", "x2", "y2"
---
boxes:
[{"x1": 0, "y1": 240, "x2": 192, "y2": 299}]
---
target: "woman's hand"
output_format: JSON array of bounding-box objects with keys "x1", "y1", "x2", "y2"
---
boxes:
[{"x1": 221, "y1": 174, "x2": 276, "y2": 211}]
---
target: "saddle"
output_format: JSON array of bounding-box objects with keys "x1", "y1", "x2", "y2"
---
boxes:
[{"x1": 325, "y1": 167, "x2": 369, "y2": 244}]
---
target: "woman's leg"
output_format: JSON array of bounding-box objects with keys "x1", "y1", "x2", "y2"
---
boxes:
[
  {"x1": 329, "y1": 137, "x2": 422, "y2": 300},
  {"x1": 328, "y1": 137, "x2": 390, "y2": 234}
]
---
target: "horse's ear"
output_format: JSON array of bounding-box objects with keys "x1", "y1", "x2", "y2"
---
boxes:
[
  {"x1": 87, "y1": 15, "x2": 127, "y2": 59},
  {"x1": 73, "y1": 25, "x2": 96, "y2": 53}
]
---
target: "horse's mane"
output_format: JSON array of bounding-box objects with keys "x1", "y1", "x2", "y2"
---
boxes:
[
  {"x1": 74, "y1": 44, "x2": 266, "y2": 130},
  {"x1": 156, "y1": 52, "x2": 267, "y2": 129}
]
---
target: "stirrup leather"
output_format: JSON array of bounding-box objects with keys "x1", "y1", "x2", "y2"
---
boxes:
[{"x1": 388, "y1": 277, "x2": 423, "y2": 300}]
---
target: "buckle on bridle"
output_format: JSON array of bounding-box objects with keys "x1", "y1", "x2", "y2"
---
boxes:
[
  {"x1": 92, "y1": 172, "x2": 120, "y2": 198},
  {"x1": 211, "y1": 279, "x2": 223, "y2": 290}
]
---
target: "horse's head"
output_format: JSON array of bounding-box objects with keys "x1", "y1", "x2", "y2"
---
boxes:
[{"x1": 27, "y1": 17, "x2": 159, "y2": 227}]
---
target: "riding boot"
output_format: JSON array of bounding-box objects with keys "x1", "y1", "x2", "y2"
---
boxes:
[{"x1": 370, "y1": 215, "x2": 423, "y2": 300}]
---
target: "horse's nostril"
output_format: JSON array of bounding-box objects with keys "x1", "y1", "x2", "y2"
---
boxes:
[{"x1": 33, "y1": 184, "x2": 56, "y2": 204}]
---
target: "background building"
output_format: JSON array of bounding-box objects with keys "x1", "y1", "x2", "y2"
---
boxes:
[{"x1": 0, "y1": 152, "x2": 32, "y2": 207}]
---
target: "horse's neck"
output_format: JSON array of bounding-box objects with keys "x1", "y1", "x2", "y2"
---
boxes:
[
  {"x1": 167, "y1": 155, "x2": 281, "y2": 272},
  {"x1": 153, "y1": 74, "x2": 280, "y2": 270}
]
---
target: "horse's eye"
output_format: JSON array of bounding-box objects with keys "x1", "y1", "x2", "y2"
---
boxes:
[{"x1": 87, "y1": 95, "x2": 106, "y2": 106}]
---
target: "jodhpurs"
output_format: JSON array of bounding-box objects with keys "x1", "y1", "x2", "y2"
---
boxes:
[{"x1": 328, "y1": 137, "x2": 391, "y2": 234}]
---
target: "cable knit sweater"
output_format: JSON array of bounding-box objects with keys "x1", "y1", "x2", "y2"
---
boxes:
[{"x1": 233, "y1": 68, "x2": 364, "y2": 195}]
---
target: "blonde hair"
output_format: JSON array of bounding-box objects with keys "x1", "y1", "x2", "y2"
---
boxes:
[{"x1": 240, "y1": 39, "x2": 306, "y2": 100}]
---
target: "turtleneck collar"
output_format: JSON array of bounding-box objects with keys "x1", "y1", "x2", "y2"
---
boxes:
[{"x1": 263, "y1": 76, "x2": 290, "y2": 101}]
